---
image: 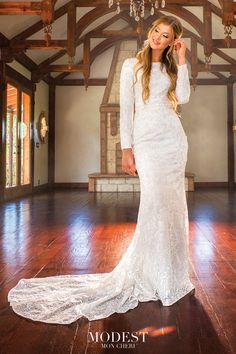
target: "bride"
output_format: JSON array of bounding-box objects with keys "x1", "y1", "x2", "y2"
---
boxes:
[{"x1": 8, "y1": 15, "x2": 195, "y2": 325}]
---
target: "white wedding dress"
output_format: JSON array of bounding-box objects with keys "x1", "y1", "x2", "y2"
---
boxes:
[{"x1": 8, "y1": 57, "x2": 195, "y2": 325}]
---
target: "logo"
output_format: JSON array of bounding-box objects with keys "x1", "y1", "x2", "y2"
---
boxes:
[{"x1": 88, "y1": 330, "x2": 148, "y2": 349}]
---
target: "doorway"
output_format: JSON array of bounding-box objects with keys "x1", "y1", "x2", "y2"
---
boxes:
[{"x1": 4, "y1": 82, "x2": 33, "y2": 200}]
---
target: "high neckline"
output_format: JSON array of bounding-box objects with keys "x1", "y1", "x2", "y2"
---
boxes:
[{"x1": 152, "y1": 61, "x2": 161, "y2": 64}]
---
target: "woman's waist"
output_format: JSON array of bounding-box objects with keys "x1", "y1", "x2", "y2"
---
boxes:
[
  {"x1": 134, "y1": 108, "x2": 177, "y2": 121},
  {"x1": 132, "y1": 121, "x2": 187, "y2": 144},
  {"x1": 135, "y1": 103, "x2": 173, "y2": 114},
  {"x1": 133, "y1": 110, "x2": 185, "y2": 135}
]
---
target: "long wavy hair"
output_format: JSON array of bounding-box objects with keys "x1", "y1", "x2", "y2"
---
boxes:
[{"x1": 133, "y1": 15, "x2": 184, "y2": 114}]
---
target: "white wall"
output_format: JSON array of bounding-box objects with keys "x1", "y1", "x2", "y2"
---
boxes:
[
  {"x1": 55, "y1": 86, "x2": 104, "y2": 183},
  {"x1": 182, "y1": 85, "x2": 228, "y2": 182}
]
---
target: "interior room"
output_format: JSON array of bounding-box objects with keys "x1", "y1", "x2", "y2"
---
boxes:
[{"x1": 0, "y1": 1, "x2": 236, "y2": 353}]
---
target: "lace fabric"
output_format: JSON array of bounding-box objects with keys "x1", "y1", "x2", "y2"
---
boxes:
[{"x1": 7, "y1": 57, "x2": 195, "y2": 325}]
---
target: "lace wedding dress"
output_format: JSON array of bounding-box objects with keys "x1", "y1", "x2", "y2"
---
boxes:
[{"x1": 8, "y1": 57, "x2": 195, "y2": 325}]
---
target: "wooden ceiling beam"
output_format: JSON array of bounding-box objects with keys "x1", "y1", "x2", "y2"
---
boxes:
[
  {"x1": 32, "y1": 63, "x2": 89, "y2": 81},
  {"x1": 190, "y1": 78, "x2": 228, "y2": 84},
  {"x1": 67, "y1": 0, "x2": 76, "y2": 60},
  {"x1": 54, "y1": 11, "x2": 231, "y2": 82},
  {"x1": 210, "y1": 2, "x2": 236, "y2": 27},
  {"x1": 183, "y1": 27, "x2": 236, "y2": 66},
  {"x1": 0, "y1": 2, "x2": 42, "y2": 15},
  {"x1": 41, "y1": 0, "x2": 56, "y2": 25},
  {"x1": 87, "y1": 29, "x2": 141, "y2": 38},
  {"x1": 77, "y1": 28, "x2": 236, "y2": 49},
  {"x1": 197, "y1": 64, "x2": 236, "y2": 73},
  {"x1": 13, "y1": 52, "x2": 38, "y2": 71},
  {"x1": 10, "y1": 40, "x2": 67, "y2": 50},
  {"x1": 36, "y1": 9, "x2": 128, "y2": 76},
  {"x1": 74, "y1": 0, "x2": 204, "y2": 5},
  {"x1": 56, "y1": 78, "x2": 229, "y2": 86},
  {"x1": 54, "y1": 36, "x2": 123, "y2": 82},
  {"x1": 24, "y1": 5, "x2": 235, "y2": 81},
  {"x1": 0, "y1": 1, "x2": 73, "y2": 80},
  {"x1": 0, "y1": 0, "x2": 205, "y2": 14},
  {"x1": 0, "y1": 33, "x2": 38, "y2": 70},
  {"x1": 190, "y1": 37, "x2": 198, "y2": 84},
  {"x1": 35, "y1": 8, "x2": 123, "y2": 71},
  {"x1": 0, "y1": 0, "x2": 57, "y2": 22},
  {"x1": 75, "y1": 6, "x2": 111, "y2": 42},
  {"x1": 10, "y1": 39, "x2": 67, "y2": 51},
  {"x1": 203, "y1": 1, "x2": 213, "y2": 58},
  {"x1": 7, "y1": 36, "x2": 236, "y2": 51},
  {"x1": 55, "y1": 36, "x2": 227, "y2": 85},
  {"x1": 213, "y1": 39, "x2": 236, "y2": 47},
  {"x1": 52, "y1": 38, "x2": 235, "y2": 85},
  {"x1": 43, "y1": 64, "x2": 86, "y2": 72},
  {"x1": 152, "y1": 4, "x2": 204, "y2": 37},
  {"x1": 9, "y1": 5, "x2": 110, "y2": 81},
  {"x1": 37, "y1": 6, "x2": 203, "y2": 71},
  {"x1": 36, "y1": 4, "x2": 204, "y2": 74},
  {"x1": 83, "y1": 36, "x2": 90, "y2": 85},
  {"x1": 212, "y1": 47, "x2": 236, "y2": 66},
  {"x1": 1, "y1": 0, "x2": 235, "y2": 81},
  {"x1": 222, "y1": 0, "x2": 235, "y2": 26},
  {"x1": 11, "y1": 1, "x2": 71, "y2": 41},
  {"x1": 56, "y1": 78, "x2": 107, "y2": 86}
]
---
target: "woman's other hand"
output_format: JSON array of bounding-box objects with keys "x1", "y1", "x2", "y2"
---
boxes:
[{"x1": 121, "y1": 148, "x2": 137, "y2": 176}]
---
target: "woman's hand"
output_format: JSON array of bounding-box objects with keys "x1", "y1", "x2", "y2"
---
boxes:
[
  {"x1": 121, "y1": 148, "x2": 137, "y2": 176},
  {"x1": 173, "y1": 37, "x2": 186, "y2": 63}
]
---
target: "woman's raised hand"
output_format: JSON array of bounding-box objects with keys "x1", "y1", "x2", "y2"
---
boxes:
[
  {"x1": 173, "y1": 37, "x2": 186, "y2": 61},
  {"x1": 121, "y1": 149, "x2": 137, "y2": 176}
]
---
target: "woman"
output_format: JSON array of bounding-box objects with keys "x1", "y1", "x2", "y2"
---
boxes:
[{"x1": 8, "y1": 15, "x2": 195, "y2": 325}]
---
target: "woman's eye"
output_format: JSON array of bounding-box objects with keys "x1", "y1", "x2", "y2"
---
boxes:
[{"x1": 155, "y1": 29, "x2": 168, "y2": 38}]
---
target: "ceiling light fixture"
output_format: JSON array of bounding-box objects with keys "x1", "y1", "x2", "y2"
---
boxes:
[{"x1": 108, "y1": 0, "x2": 166, "y2": 21}]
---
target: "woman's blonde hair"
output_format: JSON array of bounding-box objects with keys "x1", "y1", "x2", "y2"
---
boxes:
[{"x1": 133, "y1": 15, "x2": 183, "y2": 114}]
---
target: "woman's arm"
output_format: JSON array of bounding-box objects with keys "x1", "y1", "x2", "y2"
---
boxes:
[
  {"x1": 119, "y1": 58, "x2": 135, "y2": 149},
  {"x1": 175, "y1": 62, "x2": 191, "y2": 105}
]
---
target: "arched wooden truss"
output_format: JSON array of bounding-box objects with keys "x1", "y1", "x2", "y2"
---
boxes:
[{"x1": 0, "y1": 0, "x2": 235, "y2": 86}]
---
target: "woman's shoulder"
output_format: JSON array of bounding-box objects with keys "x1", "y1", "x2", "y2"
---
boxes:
[
  {"x1": 122, "y1": 57, "x2": 138, "y2": 68},
  {"x1": 125, "y1": 56, "x2": 137, "y2": 63}
]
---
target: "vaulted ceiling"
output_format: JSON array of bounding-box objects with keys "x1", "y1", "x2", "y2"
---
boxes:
[{"x1": 0, "y1": 0, "x2": 235, "y2": 86}]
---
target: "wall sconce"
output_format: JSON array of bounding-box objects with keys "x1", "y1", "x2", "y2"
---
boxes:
[{"x1": 233, "y1": 121, "x2": 236, "y2": 132}]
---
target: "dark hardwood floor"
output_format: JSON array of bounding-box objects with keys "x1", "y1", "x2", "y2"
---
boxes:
[{"x1": 0, "y1": 188, "x2": 236, "y2": 354}]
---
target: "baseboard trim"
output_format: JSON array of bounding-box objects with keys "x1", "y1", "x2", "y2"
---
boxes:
[
  {"x1": 54, "y1": 182, "x2": 235, "y2": 190},
  {"x1": 33, "y1": 182, "x2": 236, "y2": 191},
  {"x1": 33, "y1": 183, "x2": 49, "y2": 192},
  {"x1": 195, "y1": 182, "x2": 236, "y2": 188},
  {"x1": 53, "y1": 183, "x2": 88, "y2": 189}
]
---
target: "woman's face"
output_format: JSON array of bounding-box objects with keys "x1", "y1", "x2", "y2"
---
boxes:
[{"x1": 149, "y1": 22, "x2": 175, "y2": 51}]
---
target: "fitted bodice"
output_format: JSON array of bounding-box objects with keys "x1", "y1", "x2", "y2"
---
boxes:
[{"x1": 133, "y1": 60, "x2": 173, "y2": 111}]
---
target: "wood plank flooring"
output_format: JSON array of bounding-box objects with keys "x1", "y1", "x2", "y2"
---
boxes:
[{"x1": 0, "y1": 188, "x2": 235, "y2": 354}]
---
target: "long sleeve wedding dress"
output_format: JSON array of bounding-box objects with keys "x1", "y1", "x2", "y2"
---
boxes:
[{"x1": 7, "y1": 57, "x2": 195, "y2": 325}]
